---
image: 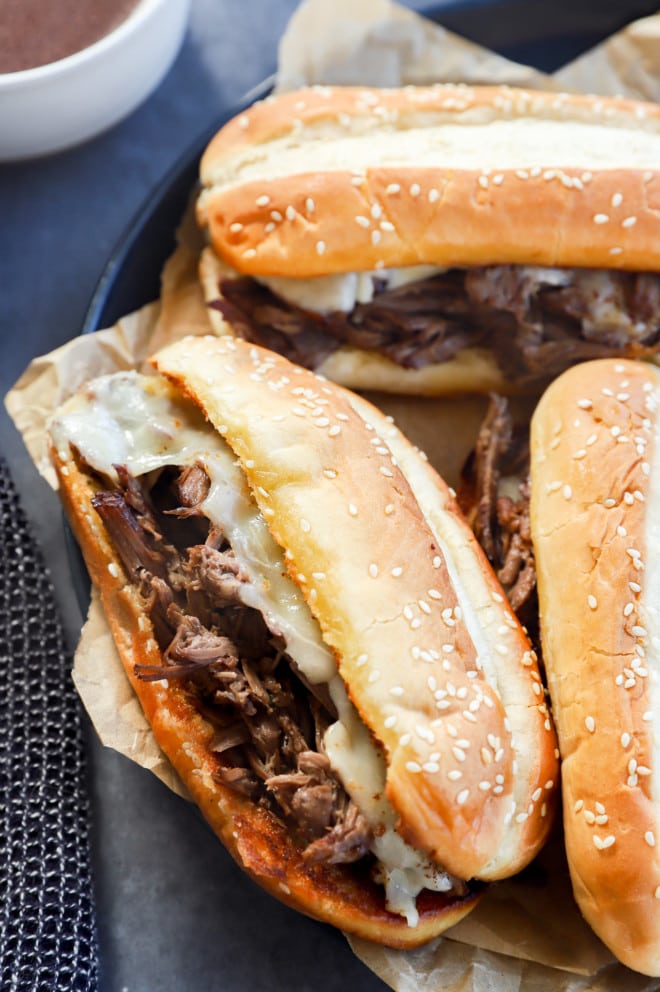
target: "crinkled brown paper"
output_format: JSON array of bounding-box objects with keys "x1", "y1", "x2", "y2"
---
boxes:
[{"x1": 6, "y1": 1, "x2": 660, "y2": 988}]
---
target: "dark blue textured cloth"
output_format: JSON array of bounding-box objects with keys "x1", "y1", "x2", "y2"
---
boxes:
[{"x1": 0, "y1": 459, "x2": 98, "y2": 992}]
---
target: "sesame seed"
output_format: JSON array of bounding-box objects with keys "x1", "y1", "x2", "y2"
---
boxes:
[
  {"x1": 369, "y1": 563, "x2": 379, "y2": 578},
  {"x1": 593, "y1": 835, "x2": 616, "y2": 850},
  {"x1": 448, "y1": 770, "x2": 462, "y2": 781},
  {"x1": 456, "y1": 789, "x2": 470, "y2": 806},
  {"x1": 588, "y1": 595, "x2": 598, "y2": 610},
  {"x1": 406, "y1": 761, "x2": 422, "y2": 773},
  {"x1": 478, "y1": 175, "x2": 489, "y2": 189},
  {"x1": 316, "y1": 240, "x2": 326, "y2": 255},
  {"x1": 391, "y1": 566, "x2": 403, "y2": 577},
  {"x1": 409, "y1": 183, "x2": 421, "y2": 197},
  {"x1": 243, "y1": 248, "x2": 256, "y2": 259},
  {"x1": 355, "y1": 215, "x2": 370, "y2": 228},
  {"x1": 384, "y1": 504, "x2": 395, "y2": 516},
  {"x1": 300, "y1": 518, "x2": 311, "y2": 533},
  {"x1": 348, "y1": 503, "x2": 358, "y2": 517},
  {"x1": 328, "y1": 425, "x2": 341, "y2": 437},
  {"x1": 593, "y1": 213, "x2": 609, "y2": 224},
  {"x1": 646, "y1": 832, "x2": 656, "y2": 847},
  {"x1": 585, "y1": 716, "x2": 596, "y2": 733},
  {"x1": 423, "y1": 762, "x2": 440, "y2": 774},
  {"x1": 563, "y1": 485, "x2": 572, "y2": 499},
  {"x1": 108, "y1": 562, "x2": 119, "y2": 578},
  {"x1": 577, "y1": 398, "x2": 592, "y2": 409},
  {"x1": 306, "y1": 197, "x2": 315, "y2": 212},
  {"x1": 256, "y1": 194, "x2": 270, "y2": 207},
  {"x1": 368, "y1": 670, "x2": 381, "y2": 683},
  {"x1": 611, "y1": 192, "x2": 623, "y2": 208},
  {"x1": 622, "y1": 216, "x2": 637, "y2": 228},
  {"x1": 386, "y1": 183, "x2": 401, "y2": 195},
  {"x1": 229, "y1": 222, "x2": 243, "y2": 233}
]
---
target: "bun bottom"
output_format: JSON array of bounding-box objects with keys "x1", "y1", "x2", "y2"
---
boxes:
[
  {"x1": 199, "y1": 247, "x2": 510, "y2": 397},
  {"x1": 53, "y1": 445, "x2": 482, "y2": 948}
]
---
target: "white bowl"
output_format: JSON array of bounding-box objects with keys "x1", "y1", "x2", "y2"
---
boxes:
[{"x1": 0, "y1": 0, "x2": 191, "y2": 161}]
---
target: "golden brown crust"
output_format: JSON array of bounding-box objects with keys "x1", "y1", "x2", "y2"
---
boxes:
[
  {"x1": 50, "y1": 441, "x2": 481, "y2": 948},
  {"x1": 530, "y1": 358, "x2": 660, "y2": 976},
  {"x1": 197, "y1": 85, "x2": 660, "y2": 277},
  {"x1": 152, "y1": 335, "x2": 559, "y2": 882}
]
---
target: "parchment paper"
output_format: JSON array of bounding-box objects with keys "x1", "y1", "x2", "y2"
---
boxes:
[{"x1": 6, "y1": 1, "x2": 660, "y2": 989}]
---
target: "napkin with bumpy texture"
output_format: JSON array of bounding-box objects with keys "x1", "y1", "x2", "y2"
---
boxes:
[{"x1": 0, "y1": 458, "x2": 98, "y2": 992}]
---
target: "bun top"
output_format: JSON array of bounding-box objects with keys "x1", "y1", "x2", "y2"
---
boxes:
[
  {"x1": 152, "y1": 334, "x2": 558, "y2": 882},
  {"x1": 197, "y1": 84, "x2": 660, "y2": 277}
]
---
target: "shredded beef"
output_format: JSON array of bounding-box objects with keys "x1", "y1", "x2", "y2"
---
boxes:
[
  {"x1": 91, "y1": 463, "x2": 373, "y2": 864},
  {"x1": 457, "y1": 395, "x2": 537, "y2": 635},
  {"x1": 212, "y1": 267, "x2": 660, "y2": 383}
]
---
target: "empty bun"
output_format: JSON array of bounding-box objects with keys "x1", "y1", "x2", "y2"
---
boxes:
[
  {"x1": 530, "y1": 358, "x2": 660, "y2": 976},
  {"x1": 197, "y1": 85, "x2": 660, "y2": 278}
]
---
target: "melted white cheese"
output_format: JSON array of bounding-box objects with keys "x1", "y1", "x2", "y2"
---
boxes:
[
  {"x1": 51, "y1": 371, "x2": 457, "y2": 923},
  {"x1": 256, "y1": 264, "x2": 442, "y2": 314}
]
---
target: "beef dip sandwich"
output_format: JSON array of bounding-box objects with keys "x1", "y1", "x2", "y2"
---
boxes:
[
  {"x1": 529, "y1": 358, "x2": 660, "y2": 977},
  {"x1": 196, "y1": 84, "x2": 660, "y2": 395},
  {"x1": 48, "y1": 335, "x2": 559, "y2": 947}
]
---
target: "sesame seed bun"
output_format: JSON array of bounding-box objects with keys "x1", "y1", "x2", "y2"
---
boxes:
[
  {"x1": 49, "y1": 335, "x2": 558, "y2": 946},
  {"x1": 195, "y1": 84, "x2": 660, "y2": 396},
  {"x1": 197, "y1": 84, "x2": 660, "y2": 276},
  {"x1": 152, "y1": 335, "x2": 559, "y2": 883},
  {"x1": 530, "y1": 358, "x2": 660, "y2": 976}
]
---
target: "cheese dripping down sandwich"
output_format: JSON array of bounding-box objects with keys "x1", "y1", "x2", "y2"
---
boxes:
[
  {"x1": 530, "y1": 358, "x2": 660, "y2": 976},
  {"x1": 49, "y1": 336, "x2": 558, "y2": 947},
  {"x1": 196, "y1": 84, "x2": 660, "y2": 396}
]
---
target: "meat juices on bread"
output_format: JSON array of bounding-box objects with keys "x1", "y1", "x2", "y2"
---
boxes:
[
  {"x1": 530, "y1": 358, "x2": 660, "y2": 975},
  {"x1": 49, "y1": 336, "x2": 558, "y2": 947},
  {"x1": 196, "y1": 84, "x2": 660, "y2": 395}
]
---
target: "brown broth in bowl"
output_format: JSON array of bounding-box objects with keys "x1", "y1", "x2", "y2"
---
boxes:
[{"x1": 0, "y1": 0, "x2": 142, "y2": 74}]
